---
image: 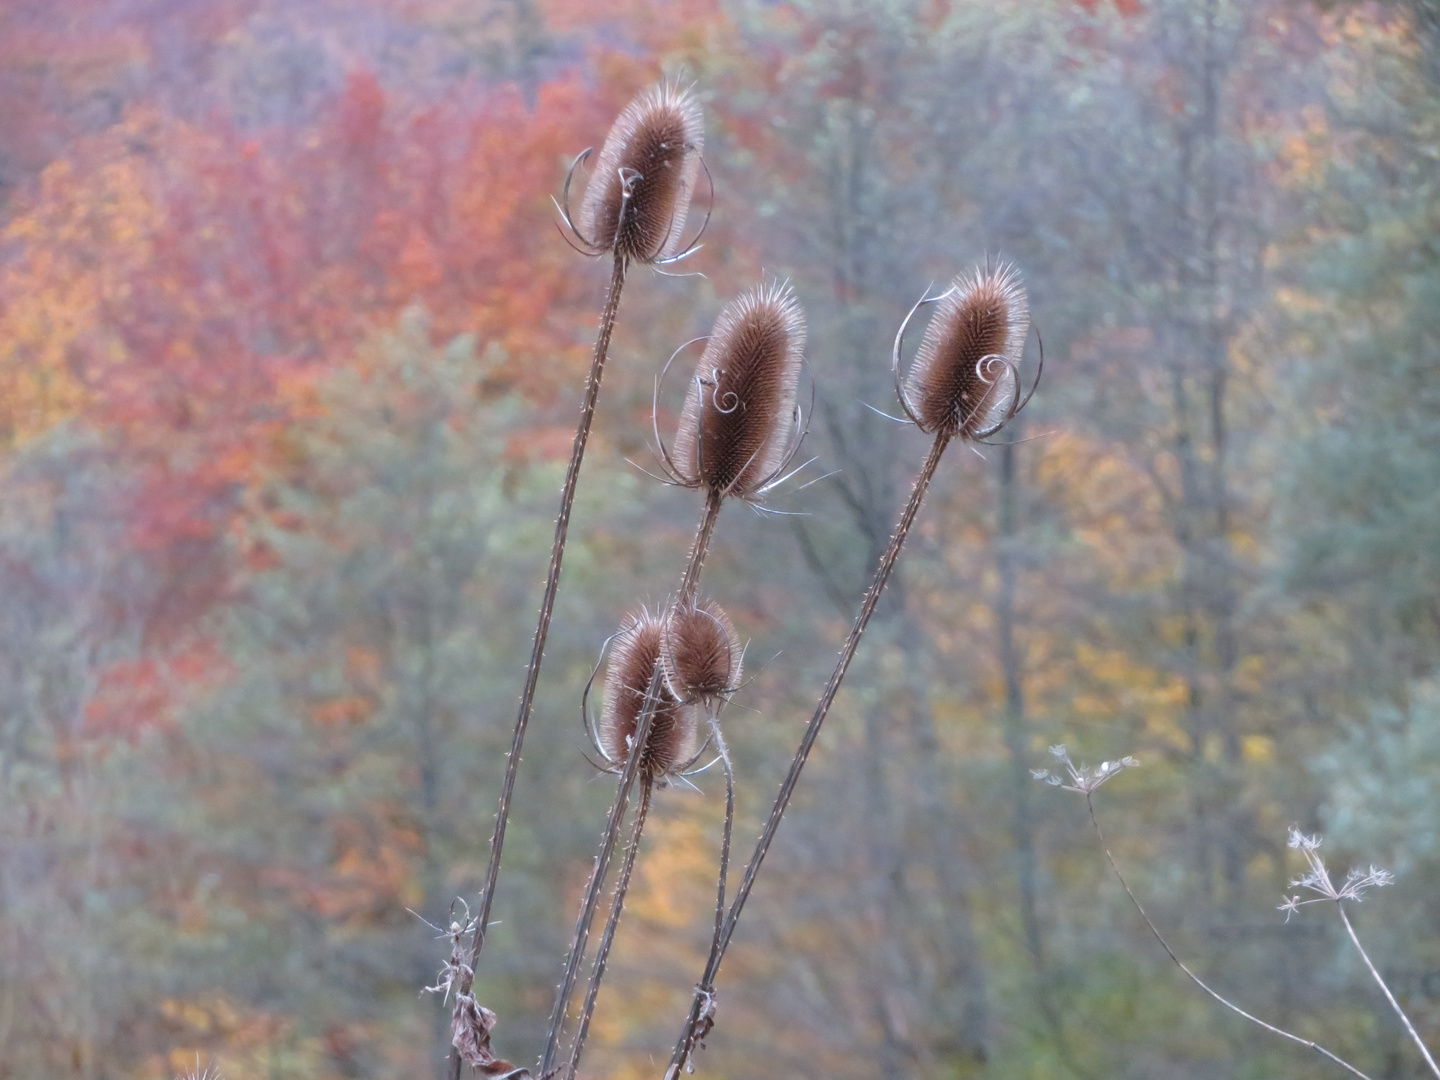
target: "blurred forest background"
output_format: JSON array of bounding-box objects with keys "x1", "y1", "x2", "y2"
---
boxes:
[{"x1": 1, "y1": 0, "x2": 1439, "y2": 1077}]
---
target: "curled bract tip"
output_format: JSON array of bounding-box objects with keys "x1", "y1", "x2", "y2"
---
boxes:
[
  {"x1": 663, "y1": 281, "x2": 807, "y2": 501},
  {"x1": 894, "y1": 262, "x2": 1034, "y2": 441},
  {"x1": 570, "y1": 81, "x2": 706, "y2": 264}
]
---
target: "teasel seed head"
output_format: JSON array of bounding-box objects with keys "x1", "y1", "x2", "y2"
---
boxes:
[
  {"x1": 661, "y1": 599, "x2": 743, "y2": 709},
  {"x1": 898, "y1": 263, "x2": 1030, "y2": 439},
  {"x1": 668, "y1": 282, "x2": 807, "y2": 500},
  {"x1": 575, "y1": 81, "x2": 705, "y2": 264},
  {"x1": 594, "y1": 609, "x2": 703, "y2": 782}
]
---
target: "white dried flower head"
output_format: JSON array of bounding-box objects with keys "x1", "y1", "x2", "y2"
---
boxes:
[
  {"x1": 1279, "y1": 827, "x2": 1395, "y2": 921},
  {"x1": 1031, "y1": 745, "x2": 1140, "y2": 795}
]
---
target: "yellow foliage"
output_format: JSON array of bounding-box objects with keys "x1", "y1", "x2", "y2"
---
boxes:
[
  {"x1": 1243, "y1": 734, "x2": 1276, "y2": 764},
  {"x1": 628, "y1": 811, "x2": 714, "y2": 931},
  {"x1": 0, "y1": 114, "x2": 167, "y2": 446}
]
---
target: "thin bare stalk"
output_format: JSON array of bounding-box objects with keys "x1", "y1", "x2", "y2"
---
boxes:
[
  {"x1": 1336, "y1": 903, "x2": 1440, "y2": 1078},
  {"x1": 466, "y1": 253, "x2": 628, "y2": 950},
  {"x1": 666, "y1": 432, "x2": 951, "y2": 1077},
  {"x1": 452, "y1": 249, "x2": 628, "y2": 1080},
  {"x1": 1083, "y1": 794, "x2": 1373, "y2": 1080},
  {"x1": 539, "y1": 667, "x2": 658, "y2": 1077},
  {"x1": 679, "y1": 488, "x2": 724, "y2": 605},
  {"x1": 565, "y1": 779, "x2": 655, "y2": 1079},
  {"x1": 542, "y1": 496, "x2": 723, "y2": 1077},
  {"x1": 708, "y1": 718, "x2": 735, "y2": 965},
  {"x1": 664, "y1": 717, "x2": 733, "y2": 1079}
]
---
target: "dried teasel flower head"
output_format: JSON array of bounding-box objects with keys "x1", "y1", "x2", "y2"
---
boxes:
[
  {"x1": 661, "y1": 599, "x2": 743, "y2": 708},
  {"x1": 569, "y1": 81, "x2": 706, "y2": 264},
  {"x1": 589, "y1": 609, "x2": 704, "y2": 783},
  {"x1": 894, "y1": 263, "x2": 1034, "y2": 440},
  {"x1": 663, "y1": 282, "x2": 807, "y2": 500}
]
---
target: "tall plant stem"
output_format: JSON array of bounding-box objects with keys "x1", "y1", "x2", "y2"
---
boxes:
[
  {"x1": 541, "y1": 496, "x2": 723, "y2": 1077},
  {"x1": 664, "y1": 715, "x2": 734, "y2": 1079},
  {"x1": 707, "y1": 719, "x2": 735, "y2": 971},
  {"x1": 539, "y1": 671, "x2": 657, "y2": 1078},
  {"x1": 667, "y1": 432, "x2": 951, "y2": 1078},
  {"x1": 1084, "y1": 794, "x2": 1373, "y2": 1080},
  {"x1": 679, "y1": 488, "x2": 724, "y2": 605},
  {"x1": 1336, "y1": 903, "x2": 1440, "y2": 1079},
  {"x1": 564, "y1": 779, "x2": 654, "y2": 1080},
  {"x1": 451, "y1": 251, "x2": 626, "y2": 1080}
]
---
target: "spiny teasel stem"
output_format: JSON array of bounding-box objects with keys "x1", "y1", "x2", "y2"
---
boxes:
[
  {"x1": 564, "y1": 778, "x2": 655, "y2": 1079},
  {"x1": 542, "y1": 494, "x2": 725, "y2": 1076},
  {"x1": 1336, "y1": 903, "x2": 1440, "y2": 1078},
  {"x1": 707, "y1": 718, "x2": 735, "y2": 968},
  {"x1": 539, "y1": 664, "x2": 659, "y2": 1078},
  {"x1": 453, "y1": 251, "x2": 627, "y2": 1080},
  {"x1": 1084, "y1": 794, "x2": 1374, "y2": 1080},
  {"x1": 664, "y1": 714, "x2": 734, "y2": 1078},
  {"x1": 679, "y1": 488, "x2": 724, "y2": 606},
  {"x1": 667, "y1": 432, "x2": 952, "y2": 1078}
]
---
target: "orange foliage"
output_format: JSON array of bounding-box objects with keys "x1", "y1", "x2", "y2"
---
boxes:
[
  {"x1": 84, "y1": 639, "x2": 231, "y2": 739},
  {"x1": 0, "y1": 62, "x2": 645, "y2": 615}
]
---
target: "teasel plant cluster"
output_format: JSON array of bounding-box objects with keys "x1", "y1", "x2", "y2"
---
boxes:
[{"x1": 427, "y1": 78, "x2": 1042, "y2": 1080}]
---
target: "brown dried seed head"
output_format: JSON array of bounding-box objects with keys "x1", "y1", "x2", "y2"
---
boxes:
[
  {"x1": 672, "y1": 282, "x2": 806, "y2": 499},
  {"x1": 661, "y1": 600, "x2": 743, "y2": 706},
  {"x1": 577, "y1": 81, "x2": 704, "y2": 263},
  {"x1": 599, "y1": 609, "x2": 702, "y2": 779},
  {"x1": 905, "y1": 264, "x2": 1029, "y2": 438}
]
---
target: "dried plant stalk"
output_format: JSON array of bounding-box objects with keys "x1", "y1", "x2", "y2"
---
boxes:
[
  {"x1": 1080, "y1": 792, "x2": 1375, "y2": 1080},
  {"x1": 541, "y1": 493, "x2": 724, "y2": 1076},
  {"x1": 1336, "y1": 905, "x2": 1440, "y2": 1078},
  {"x1": 667, "y1": 432, "x2": 953, "y2": 1078},
  {"x1": 453, "y1": 252, "x2": 628, "y2": 1080},
  {"x1": 540, "y1": 663, "x2": 668, "y2": 1078},
  {"x1": 564, "y1": 780, "x2": 655, "y2": 1079},
  {"x1": 456, "y1": 81, "x2": 713, "y2": 1080}
]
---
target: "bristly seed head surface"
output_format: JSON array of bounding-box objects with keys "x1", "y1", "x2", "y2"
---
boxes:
[
  {"x1": 599, "y1": 608, "x2": 702, "y2": 782},
  {"x1": 905, "y1": 264, "x2": 1029, "y2": 438},
  {"x1": 577, "y1": 81, "x2": 704, "y2": 263},
  {"x1": 661, "y1": 600, "x2": 743, "y2": 708},
  {"x1": 672, "y1": 281, "x2": 806, "y2": 500}
]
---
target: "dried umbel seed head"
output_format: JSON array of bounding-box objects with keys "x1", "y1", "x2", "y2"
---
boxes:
[
  {"x1": 670, "y1": 282, "x2": 806, "y2": 499},
  {"x1": 597, "y1": 609, "x2": 702, "y2": 780},
  {"x1": 661, "y1": 600, "x2": 743, "y2": 707},
  {"x1": 576, "y1": 81, "x2": 704, "y2": 263},
  {"x1": 901, "y1": 264, "x2": 1029, "y2": 438}
]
